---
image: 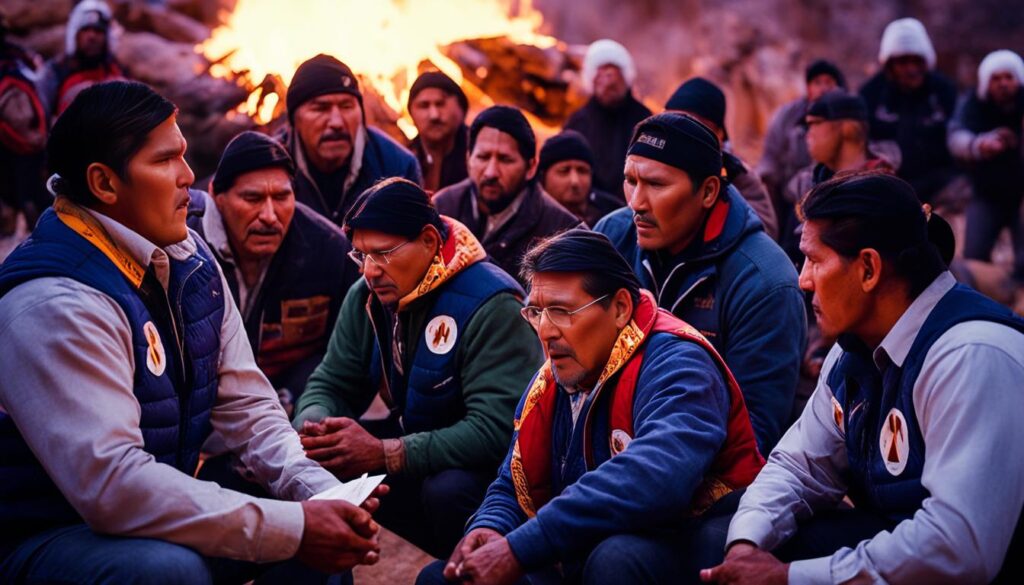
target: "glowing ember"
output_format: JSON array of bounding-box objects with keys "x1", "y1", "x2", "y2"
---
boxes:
[{"x1": 199, "y1": 0, "x2": 556, "y2": 133}]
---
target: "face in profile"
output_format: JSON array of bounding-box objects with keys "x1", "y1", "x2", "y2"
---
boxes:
[
  {"x1": 624, "y1": 155, "x2": 718, "y2": 255},
  {"x1": 109, "y1": 115, "x2": 195, "y2": 247}
]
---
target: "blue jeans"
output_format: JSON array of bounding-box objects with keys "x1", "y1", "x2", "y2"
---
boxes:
[{"x1": 0, "y1": 524, "x2": 346, "y2": 585}]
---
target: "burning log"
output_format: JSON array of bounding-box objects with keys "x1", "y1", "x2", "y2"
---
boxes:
[{"x1": 442, "y1": 37, "x2": 586, "y2": 126}]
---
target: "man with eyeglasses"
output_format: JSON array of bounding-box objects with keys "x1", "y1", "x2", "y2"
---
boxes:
[
  {"x1": 292, "y1": 178, "x2": 544, "y2": 559},
  {"x1": 189, "y1": 131, "x2": 360, "y2": 416},
  {"x1": 417, "y1": 229, "x2": 764, "y2": 585}
]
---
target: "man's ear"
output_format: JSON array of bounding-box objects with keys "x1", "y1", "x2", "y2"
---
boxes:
[
  {"x1": 700, "y1": 175, "x2": 721, "y2": 209},
  {"x1": 420, "y1": 224, "x2": 442, "y2": 254},
  {"x1": 860, "y1": 249, "x2": 883, "y2": 293},
  {"x1": 86, "y1": 162, "x2": 119, "y2": 206},
  {"x1": 613, "y1": 288, "x2": 634, "y2": 329},
  {"x1": 524, "y1": 156, "x2": 539, "y2": 181}
]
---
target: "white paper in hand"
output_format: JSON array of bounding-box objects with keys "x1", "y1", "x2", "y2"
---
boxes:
[{"x1": 310, "y1": 473, "x2": 386, "y2": 505}]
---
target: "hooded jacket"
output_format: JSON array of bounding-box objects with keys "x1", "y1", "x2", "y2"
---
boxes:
[
  {"x1": 38, "y1": 0, "x2": 124, "y2": 117},
  {"x1": 281, "y1": 124, "x2": 422, "y2": 225},
  {"x1": 595, "y1": 187, "x2": 806, "y2": 455}
]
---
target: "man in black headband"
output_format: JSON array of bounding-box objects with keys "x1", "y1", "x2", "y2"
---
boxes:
[
  {"x1": 434, "y1": 105, "x2": 581, "y2": 284},
  {"x1": 596, "y1": 112, "x2": 806, "y2": 457},
  {"x1": 188, "y1": 131, "x2": 359, "y2": 414},
  {"x1": 282, "y1": 54, "x2": 421, "y2": 225},
  {"x1": 407, "y1": 70, "x2": 470, "y2": 192},
  {"x1": 417, "y1": 229, "x2": 764, "y2": 585},
  {"x1": 701, "y1": 171, "x2": 1024, "y2": 585},
  {"x1": 293, "y1": 178, "x2": 543, "y2": 558}
]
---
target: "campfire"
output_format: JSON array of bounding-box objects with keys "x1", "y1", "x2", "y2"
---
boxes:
[{"x1": 199, "y1": 0, "x2": 585, "y2": 142}]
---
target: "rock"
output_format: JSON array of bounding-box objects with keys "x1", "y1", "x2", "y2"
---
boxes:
[
  {"x1": 110, "y1": 0, "x2": 211, "y2": 44},
  {"x1": 0, "y1": 0, "x2": 75, "y2": 33},
  {"x1": 114, "y1": 31, "x2": 205, "y2": 88},
  {"x1": 11, "y1": 25, "x2": 66, "y2": 60}
]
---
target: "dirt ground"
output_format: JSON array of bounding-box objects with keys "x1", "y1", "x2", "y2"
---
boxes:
[{"x1": 354, "y1": 528, "x2": 435, "y2": 585}]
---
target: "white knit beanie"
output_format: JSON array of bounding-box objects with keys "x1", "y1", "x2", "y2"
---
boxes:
[
  {"x1": 581, "y1": 39, "x2": 637, "y2": 93},
  {"x1": 977, "y1": 50, "x2": 1024, "y2": 100},
  {"x1": 878, "y1": 18, "x2": 936, "y2": 70},
  {"x1": 65, "y1": 0, "x2": 117, "y2": 57}
]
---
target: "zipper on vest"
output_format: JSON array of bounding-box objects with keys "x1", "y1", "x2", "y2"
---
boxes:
[
  {"x1": 171, "y1": 260, "x2": 204, "y2": 470},
  {"x1": 366, "y1": 306, "x2": 400, "y2": 430}
]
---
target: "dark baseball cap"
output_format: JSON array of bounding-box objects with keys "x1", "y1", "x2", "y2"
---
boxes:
[{"x1": 805, "y1": 91, "x2": 868, "y2": 123}]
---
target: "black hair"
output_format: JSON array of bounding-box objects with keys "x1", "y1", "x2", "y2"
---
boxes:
[
  {"x1": 520, "y1": 229, "x2": 642, "y2": 306},
  {"x1": 46, "y1": 80, "x2": 177, "y2": 205},
  {"x1": 800, "y1": 170, "x2": 946, "y2": 297}
]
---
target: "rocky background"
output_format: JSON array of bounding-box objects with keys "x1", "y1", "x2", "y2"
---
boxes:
[{"x1": 4, "y1": 0, "x2": 1022, "y2": 172}]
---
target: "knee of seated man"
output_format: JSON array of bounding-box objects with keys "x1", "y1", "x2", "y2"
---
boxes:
[
  {"x1": 415, "y1": 559, "x2": 450, "y2": 585},
  {"x1": 582, "y1": 534, "x2": 662, "y2": 584},
  {"x1": 108, "y1": 540, "x2": 212, "y2": 585},
  {"x1": 420, "y1": 469, "x2": 485, "y2": 511}
]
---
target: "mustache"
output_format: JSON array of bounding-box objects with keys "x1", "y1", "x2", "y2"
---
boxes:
[
  {"x1": 320, "y1": 130, "x2": 351, "y2": 144},
  {"x1": 248, "y1": 226, "x2": 282, "y2": 236},
  {"x1": 633, "y1": 212, "x2": 658, "y2": 227},
  {"x1": 547, "y1": 341, "x2": 576, "y2": 359},
  {"x1": 480, "y1": 177, "x2": 501, "y2": 188}
]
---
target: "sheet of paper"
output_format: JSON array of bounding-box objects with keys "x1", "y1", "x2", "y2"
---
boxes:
[{"x1": 310, "y1": 473, "x2": 386, "y2": 505}]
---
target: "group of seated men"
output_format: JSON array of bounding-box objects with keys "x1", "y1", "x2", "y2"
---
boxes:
[{"x1": 1, "y1": 14, "x2": 1023, "y2": 585}]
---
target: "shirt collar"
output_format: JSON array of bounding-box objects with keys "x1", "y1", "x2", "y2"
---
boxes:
[
  {"x1": 201, "y1": 195, "x2": 234, "y2": 265},
  {"x1": 84, "y1": 207, "x2": 198, "y2": 290},
  {"x1": 873, "y1": 271, "x2": 956, "y2": 369}
]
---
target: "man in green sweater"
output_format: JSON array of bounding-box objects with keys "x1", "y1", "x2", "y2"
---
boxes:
[{"x1": 294, "y1": 177, "x2": 543, "y2": 558}]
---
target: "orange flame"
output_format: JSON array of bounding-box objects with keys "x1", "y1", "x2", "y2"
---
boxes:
[{"x1": 199, "y1": 0, "x2": 556, "y2": 133}]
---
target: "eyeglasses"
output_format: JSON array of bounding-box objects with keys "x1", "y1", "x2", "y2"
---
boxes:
[
  {"x1": 520, "y1": 294, "x2": 609, "y2": 329},
  {"x1": 347, "y1": 239, "x2": 411, "y2": 267}
]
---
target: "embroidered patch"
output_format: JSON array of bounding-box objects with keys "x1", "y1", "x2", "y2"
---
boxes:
[
  {"x1": 831, "y1": 396, "x2": 844, "y2": 433},
  {"x1": 879, "y1": 408, "x2": 909, "y2": 476},
  {"x1": 143, "y1": 321, "x2": 166, "y2": 377},
  {"x1": 610, "y1": 429, "x2": 632, "y2": 456},
  {"x1": 425, "y1": 315, "x2": 458, "y2": 355}
]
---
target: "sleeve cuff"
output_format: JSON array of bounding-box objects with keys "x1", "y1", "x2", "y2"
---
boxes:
[
  {"x1": 725, "y1": 509, "x2": 776, "y2": 551},
  {"x1": 383, "y1": 438, "x2": 406, "y2": 475},
  {"x1": 505, "y1": 519, "x2": 557, "y2": 571},
  {"x1": 787, "y1": 556, "x2": 832, "y2": 585},
  {"x1": 253, "y1": 499, "x2": 306, "y2": 562}
]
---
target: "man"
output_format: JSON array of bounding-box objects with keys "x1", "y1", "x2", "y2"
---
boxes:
[
  {"x1": 283, "y1": 54, "x2": 421, "y2": 225},
  {"x1": 416, "y1": 229, "x2": 765, "y2": 585},
  {"x1": 701, "y1": 172, "x2": 1024, "y2": 584},
  {"x1": 189, "y1": 131, "x2": 361, "y2": 413},
  {"x1": 783, "y1": 91, "x2": 897, "y2": 260},
  {"x1": 38, "y1": 0, "x2": 125, "y2": 118},
  {"x1": 293, "y1": 178, "x2": 544, "y2": 558},
  {"x1": 433, "y1": 105, "x2": 582, "y2": 283},
  {"x1": 859, "y1": 17, "x2": 959, "y2": 206},
  {"x1": 665, "y1": 77, "x2": 778, "y2": 239},
  {"x1": 537, "y1": 129, "x2": 622, "y2": 227},
  {"x1": 0, "y1": 81, "x2": 382, "y2": 583},
  {"x1": 758, "y1": 59, "x2": 846, "y2": 222},
  {"x1": 0, "y1": 13, "x2": 47, "y2": 235},
  {"x1": 948, "y1": 49, "x2": 1024, "y2": 312},
  {"x1": 565, "y1": 39, "x2": 652, "y2": 200},
  {"x1": 408, "y1": 70, "x2": 469, "y2": 193},
  {"x1": 596, "y1": 113, "x2": 806, "y2": 456}
]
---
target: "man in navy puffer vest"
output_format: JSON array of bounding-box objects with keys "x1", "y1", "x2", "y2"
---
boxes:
[
  {"x1": 0, "y1": 81, "x2": 384, "y2": 584},
  {"x1": 700, "y1": 172, "x2": 1024, "y2": 585}
]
